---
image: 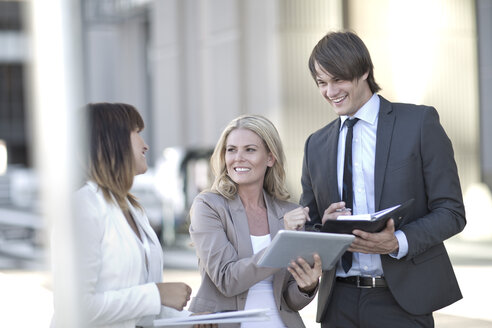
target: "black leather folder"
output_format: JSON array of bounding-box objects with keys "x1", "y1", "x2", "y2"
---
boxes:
[{"x1": 320, "y1": 198, "x2": 415, "y2": 234}]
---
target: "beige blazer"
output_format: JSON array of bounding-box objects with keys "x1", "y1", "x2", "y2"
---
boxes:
[{"x1": 189, "y1": 191, "x2": 316, "y2": 328}]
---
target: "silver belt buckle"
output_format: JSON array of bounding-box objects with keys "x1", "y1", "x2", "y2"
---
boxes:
[{"x1": 356, "y1": 276, "x2": 375, "y2": 288}]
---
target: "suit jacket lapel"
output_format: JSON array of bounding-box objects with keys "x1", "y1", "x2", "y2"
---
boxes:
[
  {"x1": 326, "y1": 119, "x2": 342, "y2": 202},
  {"x1": 128, "y1": 202, "x2": 157, "y2": 244},
  {"x1": 228, "y1": 195, "x2": 254, "y2": 258},
  {"x1": 374, "y1": 96, "x2": 395, "y2": 211},
  {"x1": 264, "y1": 193, "x2": 282, "y2": 238},
  {"x1": 127, "y1": 201, "x2": 164, "y2": 281},
  {"x1": 264, "y1": 193, "x2": 288, "y2": 308},
  {"x1": 229, "y1": 191, "x2": 289, "y2": 308}
]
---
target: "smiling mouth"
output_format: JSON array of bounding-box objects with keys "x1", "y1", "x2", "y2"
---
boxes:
[
  {"x1": 234, "y1": 167, "x2": 250, "y2": 172},
  {"x1": 330, "y1": 95, "x2": 347, "y2": 104}
]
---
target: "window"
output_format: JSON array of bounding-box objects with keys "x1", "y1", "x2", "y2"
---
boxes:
[
  {"x1": 0, "y1": 1, "x2": 23, "y2": 31},
  {"x1": 0, "y1": 64, "x2": 28, "y2": 166}
]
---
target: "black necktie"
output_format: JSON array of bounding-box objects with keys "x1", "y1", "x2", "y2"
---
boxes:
[{"x1": 341, "y1": 118, "x2": 359, "y2": 273}]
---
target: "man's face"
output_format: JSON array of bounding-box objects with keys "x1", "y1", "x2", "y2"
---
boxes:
[{"x1": 314, "y1": 61, "x2": 373, "y2": 117}]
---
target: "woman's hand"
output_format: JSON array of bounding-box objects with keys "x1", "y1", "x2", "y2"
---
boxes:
[
  {"x1": 284, "y1": 207, "x2": 310, "y2": 231},
  {"x1": 321, "y1": 201, "x2": 351, "y2": 225},
  {"x1": 287, "y1": 253, "x2": 322, "y2": 294},
  {"x1": 156, "y1": 282, "x2": 192, "y2": 311}
]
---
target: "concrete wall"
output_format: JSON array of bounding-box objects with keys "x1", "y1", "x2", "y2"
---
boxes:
[
  {"x1": 148, "y1": 0, "x2": 280, "y2": 163},
  {"x1": 347, "y1": 0, "x2": 480, "y2": 193},
  {"x1": 477, "y1": 0, "x2": 492, "y2": 190}
]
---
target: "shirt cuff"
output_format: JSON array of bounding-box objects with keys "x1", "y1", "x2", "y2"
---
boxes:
[
  {"x1": 148, "y1": 283, "x2": 163, "y2": 315},
  {"x1": 159, "y1": 306, "x2": 191, "y2": 318},
  {"x1": 390, "y1": 230, "x2": 408, "y2": 259}
]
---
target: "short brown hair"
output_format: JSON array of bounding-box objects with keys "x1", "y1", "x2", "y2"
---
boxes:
[
  {"x1": 87, "y1": 102, "x2": 144, "y2": 210},
  {"x1": 308, "y1": 31, "x2": 381, "y2": 94}
]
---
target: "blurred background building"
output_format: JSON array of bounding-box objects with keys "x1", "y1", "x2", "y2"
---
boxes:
[
  {"x1": 1, "y1": 0, "x2": 491, "y2": 246},
  {"x1": 1, "y1": 0, "x2": 492, "y2": 326},
  {"x1": 80, "y1": 0, "x2": 492, "y2": 204}
]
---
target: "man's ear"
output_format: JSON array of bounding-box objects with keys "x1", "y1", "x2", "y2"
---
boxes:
[{"x1": 361, "y1": 71, "x2": 369, "y2": 81}]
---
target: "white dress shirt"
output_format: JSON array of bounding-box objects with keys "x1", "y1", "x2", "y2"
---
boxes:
[{"x1": 336, "y1": 94, "x2": 408, "y2": 278}]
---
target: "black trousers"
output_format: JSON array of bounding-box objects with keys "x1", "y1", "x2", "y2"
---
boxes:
[{"x1": 321, "y1": 281, "x2": 434, "y2": 328}]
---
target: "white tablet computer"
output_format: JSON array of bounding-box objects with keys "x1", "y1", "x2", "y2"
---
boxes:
[{"x1": 257, "y1": 230, "x2": 354, "y2": 270}]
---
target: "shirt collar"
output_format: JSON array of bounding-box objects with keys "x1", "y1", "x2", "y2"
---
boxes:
[{"x1": 340, "y1": 93, "x2": 380, "y2": 130}]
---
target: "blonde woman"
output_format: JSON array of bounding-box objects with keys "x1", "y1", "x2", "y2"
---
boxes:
[{"x1": 189, "y1": 115, "x2": 322, "y2": 327}]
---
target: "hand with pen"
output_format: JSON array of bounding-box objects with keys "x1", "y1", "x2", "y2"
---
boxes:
[
  {"x1": 284, "y1": 201, "x2": 353, "y2": 231},
  {"x1": 321, "y1": 201, "x2": 351, "y2": 224},
  {"x1": 283, "y1": 207, "x2": 311, "y2": 231}
]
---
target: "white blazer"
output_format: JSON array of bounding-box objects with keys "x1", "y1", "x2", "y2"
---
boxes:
[{"x1": 67, "y1": 181, "x2": 180, "y2": 328}]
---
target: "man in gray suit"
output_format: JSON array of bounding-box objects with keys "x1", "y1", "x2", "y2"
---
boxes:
[{"x1": 300, "y1": 31, "x2": 466, "y2": 327}]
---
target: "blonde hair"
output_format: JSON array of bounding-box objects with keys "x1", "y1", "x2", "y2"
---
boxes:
[
  {"x1": 87, "y1": 102, "x2": 144, "y2": 210},
  {"x1": 210, "y1": 114, "x2": 290, "y2": 200}
]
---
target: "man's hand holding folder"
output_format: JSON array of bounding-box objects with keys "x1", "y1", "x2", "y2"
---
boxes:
[
  {"x1": 319, "y1": 199, "x2": 414, "y2": 255},
  {"x1": 349, "y1": 218, "x2": 399, "y2": 255},
  {"x1": 320, "y1": 198, "x2": 415, "y2": 234}
]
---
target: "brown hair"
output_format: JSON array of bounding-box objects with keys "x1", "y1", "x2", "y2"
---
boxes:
[
  {"x1": 210, "y1": 114, "x2": 290, "y2": 201},
  {"x1": 308, "y1": 31, "x2": 381, "y2": 94},
  {"x1": 87, "y1": 102, "x2": 144, "y2": 210}
]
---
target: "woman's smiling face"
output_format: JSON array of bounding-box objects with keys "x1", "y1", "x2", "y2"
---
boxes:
[{"x1": 225, "y1": 128, "x2": 274, "y2": 189}]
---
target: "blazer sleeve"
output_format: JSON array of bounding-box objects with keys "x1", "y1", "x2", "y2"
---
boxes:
[
  {"x1": 73, "y1": 188, "x2": 161, "y2": 325},
  {"x1": 189, "y1": 193, "x2": 278, "y2": 298},
  {"x1": 400, "y1": 107, "x2": 466, "y2": 259},
  {"x1": 283, "y1": 275, "x2": 318, "y2": 311}
]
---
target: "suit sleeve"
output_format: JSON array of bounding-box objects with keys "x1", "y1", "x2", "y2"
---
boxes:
[
  {"x1": 300, "y1": 134, "x2": 322, "y2": 227},
  {"x1": 401, "y1": 107, "x2": 466, "y2": 259},
  {"x1": 72, "y1": 189, "x2": 161, "y2": 325},
  {"x1": 189, "y1": 194, "x2": 278, "y2": 298}
]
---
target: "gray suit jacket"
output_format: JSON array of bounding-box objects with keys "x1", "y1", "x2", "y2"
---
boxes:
[
  {"x1": 189, "y1": 191, "x2": 316, "y2": 327},
  {"x1": 300, "y1": 96, "x2": 466, "y2": 322}
]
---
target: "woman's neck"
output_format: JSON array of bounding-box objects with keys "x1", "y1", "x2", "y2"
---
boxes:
[{"x1": 237, "y1": 185, "x2": 265, "y2": 209}]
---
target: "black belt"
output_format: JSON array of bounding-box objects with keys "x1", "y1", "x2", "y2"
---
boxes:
[{"x1": 336, "y1": 276, "x2": 387, "y2": 288}]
